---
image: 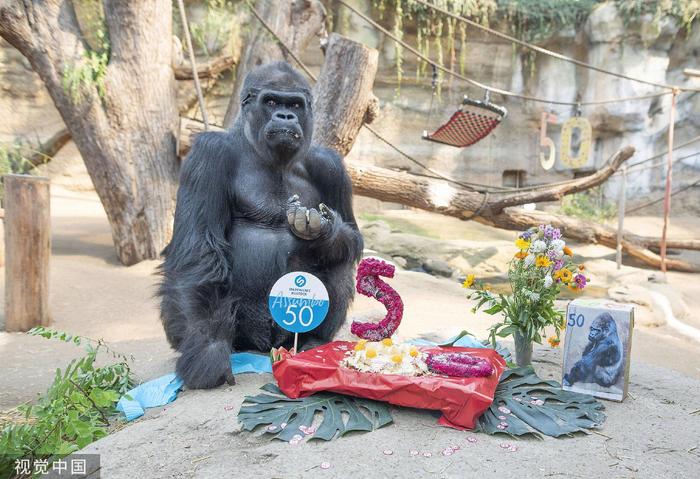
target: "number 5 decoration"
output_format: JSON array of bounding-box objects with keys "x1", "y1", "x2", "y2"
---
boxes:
[
  {"x1": 539, "y1": 111, "x2": 557, "y2": 170},
  {"x1": 560, "y1": 116, "x2": 592, "y2": 168}
]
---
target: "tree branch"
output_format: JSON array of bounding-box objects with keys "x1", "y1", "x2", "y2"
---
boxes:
[{"x1": 174, "y1": 54, "x2": 237, "y2": 80}]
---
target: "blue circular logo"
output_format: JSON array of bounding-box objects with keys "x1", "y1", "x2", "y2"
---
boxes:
[{"x1": 269, "y1": 272, "x2": 329, "y2": 334}]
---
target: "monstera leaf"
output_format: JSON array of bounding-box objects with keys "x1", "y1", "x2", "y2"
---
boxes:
[
  {"x1": 477, "y1": 366, "x2": 606, "y2": 438},
  {"x1": 238, "y1": 383, "x2": 393, "y2": 442}
]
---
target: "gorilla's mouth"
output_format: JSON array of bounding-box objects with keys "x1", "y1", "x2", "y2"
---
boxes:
[{"x1": 266, "y1": 128, "x2": 302, "y2": 141}]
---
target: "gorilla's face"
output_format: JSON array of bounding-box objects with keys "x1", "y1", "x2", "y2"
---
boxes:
[
  {"x1": 239, "y1": 62, "x2": 313, "y2": 161},
  {"x1": 588, "y1": 314, "x2": 614, "y2": 342},
  {"x1": 257, "y1": 90, "x2": 308, "y2": 154}
]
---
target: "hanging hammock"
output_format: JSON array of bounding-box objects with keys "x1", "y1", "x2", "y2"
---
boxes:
[{"x1": 422, "y1": 95, "x2": 507, "y2": 148}]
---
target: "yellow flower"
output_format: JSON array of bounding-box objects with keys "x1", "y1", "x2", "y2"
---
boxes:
[
  {"x1": 391, "y1": 354, "x2": 403, "y2": 363},
  {"x1": 366, "y1": 348, "x2": 377, "y2": 359},
  {"x1": 354, "y1": 340, "x2": 367, "y2": 351},
  {"x1": 381, "y1": 338, "x2": 393, "y2": 347},
  {"x1": 560, "y1": 268, "x2": 573, "y2": 283},
  {"x1": 409, "y1": 347, "x2": 419, "y2": 358},
  {"x1": 568, "y1": 284, "x2": 580, "y2": 292},
  {"x1": 514, "y1": 251, "x2": 528, "y2": 260},
  {"x1": 563, "y1": 246, "x2": 573, "y2": 256},
  {"x1": 535, "y1": 255, "x2": 552, "y2": 268},
  {"x1": 462, "y1": 274, "x2": 475, "y2": 288},
  {"x1": 515, "y1": 238, "x2": 531, "y2": 251},
  {"x1": 547, "y1": 336, "x2": 561, "y2": 348},
  {"x1": 578, "y1": 264, "x2": 585, "y2": 271}
]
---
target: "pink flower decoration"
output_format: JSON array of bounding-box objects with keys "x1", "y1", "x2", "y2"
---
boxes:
[
  {"x1": 425, "y1": 352, "x2": 494, "y2": 377},
  {"x1": 350, "y1": 258, "x2": 404, "y2": 341}
]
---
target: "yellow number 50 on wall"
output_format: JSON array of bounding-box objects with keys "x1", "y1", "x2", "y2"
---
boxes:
[{"x1": 560, "y1": 117, "x2": 592, "y2": 168}]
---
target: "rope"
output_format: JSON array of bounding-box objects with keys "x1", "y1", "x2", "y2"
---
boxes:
[
  {"x1": 176, "y1": 0, "x2": 209, "y2": 129},
  {"x1": 337, "y1": 0, "x2": 671, "y2": 106},
  {"x1": 413, "y1": 0, "x2": 700, "y2": 93},
  {"x1": 626, "y1": 134, "x2": 700, "y2": 167},
  {"x1": 626, "y1": 178, "x2": 700, "y2": 214}
]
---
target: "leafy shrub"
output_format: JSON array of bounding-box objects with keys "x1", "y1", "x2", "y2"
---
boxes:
[{"x1": 0, "y1": 328, "x2": 133, "y2": 478}]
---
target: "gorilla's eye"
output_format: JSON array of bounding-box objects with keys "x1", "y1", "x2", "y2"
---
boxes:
[
  {"x1": 266, "y1": 99, "x2": 276, "y2": 107},
  {"x1": 291, "y1": 102, "x2": 301, "y2": 109}
]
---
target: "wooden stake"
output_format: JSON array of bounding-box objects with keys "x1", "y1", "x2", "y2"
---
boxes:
[
  {"x1": 4, "y1": 175, "x2": 51, "y2": 332},
  {"x1": 616, "y1": 166, "x2": 627, "y2": 270},
  {"x1": 660, "y1": 89, "x2": 678, "y2": 273}
]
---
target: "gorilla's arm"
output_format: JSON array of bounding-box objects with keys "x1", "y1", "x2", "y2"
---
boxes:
[
  {"x1": 160, "y1": 131, "x2": 238, "y2": 389},
  {"x1": 302, "y1": 147, "x2": 363, "y2": 266},
  {"x1": 163, "y1": 132, "x2": 237, "y2": 283}
]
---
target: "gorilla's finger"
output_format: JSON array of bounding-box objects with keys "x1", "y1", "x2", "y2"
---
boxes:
[
  {"x1": 294, "y1": 206, "x2": 308, "y2": 233},
  {"x1": 318, "y1": 203, "x2": 334, "y2": 220},
  {"x1": 307, "y1": 208, "x2": 322, "y2": 233},
  {"x1": 287, "y1": 194, "x2": 300, "y2": 205}
]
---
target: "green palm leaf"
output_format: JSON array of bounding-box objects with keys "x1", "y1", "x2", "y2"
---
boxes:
[
  {"x1": 238, "y1": 383, "x2": 393, "y2": 442},
  {"x1": 477, "y1": 366, "x2": 606, "y2": 438}
]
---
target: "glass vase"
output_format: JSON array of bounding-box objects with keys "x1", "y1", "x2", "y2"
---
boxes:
[{"x1": 513, "y1": 330, "x2": 533, "y2": 367}]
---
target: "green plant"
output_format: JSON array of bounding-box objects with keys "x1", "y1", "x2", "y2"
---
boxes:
[
  {"x1": 62, "y1": 0, "x2": 110, "y2": 103},
  {"x1": 189, "y1": 0, "x2": 240, "y2": 58},
  {"x1": 370, "y1": 0, "x2": 698, "y2": 89},
  {"x1": 476, "y1": 366, "x2": 605, "y2": 437},
  {"x1": 0, "y1": 328, "x2": 133, "y2": 478},
  {"x1": 0, "y1": 140, "x2": 37, "y2": 200},
  {"x1": 467, "y1": 225, "x2": 587, "y2": 346},
  {"x1": 238, "y1": 383, "x2": 393, "y2": 441},
  {"x1": 560, "y1": 187, "x2": 617, "y2": 222}
]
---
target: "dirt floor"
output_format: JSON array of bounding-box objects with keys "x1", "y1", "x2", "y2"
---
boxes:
[{"x1": 1, "y1": 163, "x2": 700, "y2": 477}]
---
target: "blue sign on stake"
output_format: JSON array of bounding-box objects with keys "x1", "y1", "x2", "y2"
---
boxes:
[{"x1": 268, "y1": 272, "x2": 329, "y2": 334}]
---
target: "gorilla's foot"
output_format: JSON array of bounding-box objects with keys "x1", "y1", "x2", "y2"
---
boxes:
[
  {"x1": 176, "y1": 339, "x2": 234, "y2": 389},
  {"x1": 286, "y1": 195, "x2": 334, "y2": 240}
]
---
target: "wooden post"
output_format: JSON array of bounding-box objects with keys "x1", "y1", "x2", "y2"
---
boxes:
[
  {"x1": 616, "y1": 166, "x2": 627, "y2": 269},
  {"x1": 4, "y1": 175, "x2": 51, "y2": 332},
  {"x1": 660, "y1": 89, "x2": 678, "y2": 273}
]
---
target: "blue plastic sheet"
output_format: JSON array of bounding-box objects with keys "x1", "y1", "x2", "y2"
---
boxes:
[
  {"x1": 117, "y1": 352, "x2": 272, "y2": 421},
  {"x1": 409, "y1": 333, "x2": 487, "y2": 349}
]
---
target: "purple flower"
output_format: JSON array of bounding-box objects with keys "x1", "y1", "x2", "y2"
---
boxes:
[
  {"x1": 574, "y1": 274, "x2": 587, "y2": 288},
  {"x1": 547, "y1": 249, "x2": 559, "y2": 260},
  {"x1": 553, "y1": 259, "x2": 564, "y2": 271}
]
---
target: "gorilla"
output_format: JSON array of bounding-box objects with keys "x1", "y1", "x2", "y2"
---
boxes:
[
  {"x1": 563, "y1": 312, "x2": 624, "y2": 388},
  {"x1": 158, "y1": 61, "x2": 363, "y2": 389}
]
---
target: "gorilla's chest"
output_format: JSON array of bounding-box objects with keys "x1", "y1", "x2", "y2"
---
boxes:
[{"x1": 233, "y1": 167, "x2": 322, "y2": 226}]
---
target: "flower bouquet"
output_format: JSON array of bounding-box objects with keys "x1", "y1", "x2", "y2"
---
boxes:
[{"x1": 466, "y1": 224, "x2": 588, "y2": 366}]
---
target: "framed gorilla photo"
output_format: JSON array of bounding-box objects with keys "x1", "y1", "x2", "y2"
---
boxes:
[{"x1": 561, "y1": 299, "x2": 635, "y2": 401}]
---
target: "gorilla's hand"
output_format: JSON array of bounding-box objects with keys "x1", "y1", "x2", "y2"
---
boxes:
[{"x1": 286, "y1": 194, "x2": 336, "y2": 240}]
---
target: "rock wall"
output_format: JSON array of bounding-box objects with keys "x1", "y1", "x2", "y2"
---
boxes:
[{"x1": 337, "y1": 1, "x2": 700, "y2": 205}]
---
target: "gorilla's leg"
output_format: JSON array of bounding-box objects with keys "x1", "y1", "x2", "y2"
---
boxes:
[
  {"x1": 162, "y1": 282, "x2": 237, "y2": 389},
  {"x1": 564, "y1": 358, "x2": 595, "y2": 386},
  {"x1": 594, "y1": 364, "x2": 622, "y2": 387}
]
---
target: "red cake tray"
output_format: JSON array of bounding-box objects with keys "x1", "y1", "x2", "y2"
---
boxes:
[{"x1": 272, "y1": 341, "x2": 506, "y2": 429}]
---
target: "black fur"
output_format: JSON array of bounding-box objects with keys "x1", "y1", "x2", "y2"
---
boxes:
[
  {"x1": 158, "y1": 62, "x2": 363, "y2": 389},
  {"x1": 563, "y1": 312, "x2": 624, "y2": 388}
]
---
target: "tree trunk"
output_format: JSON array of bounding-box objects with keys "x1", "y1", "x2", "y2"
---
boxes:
[
  {"x1": 222, "y1": 0, "x2": 326, "y2": 126},
  {"x1": 312, "y1": 33, "x2": 379, "y2": 153},
  {"x1": 3, "y1": 175, "x2": 51, "y2": 331},
  {"x1": 1, "y1": 0, "x2": 179, "y2": 265}
]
